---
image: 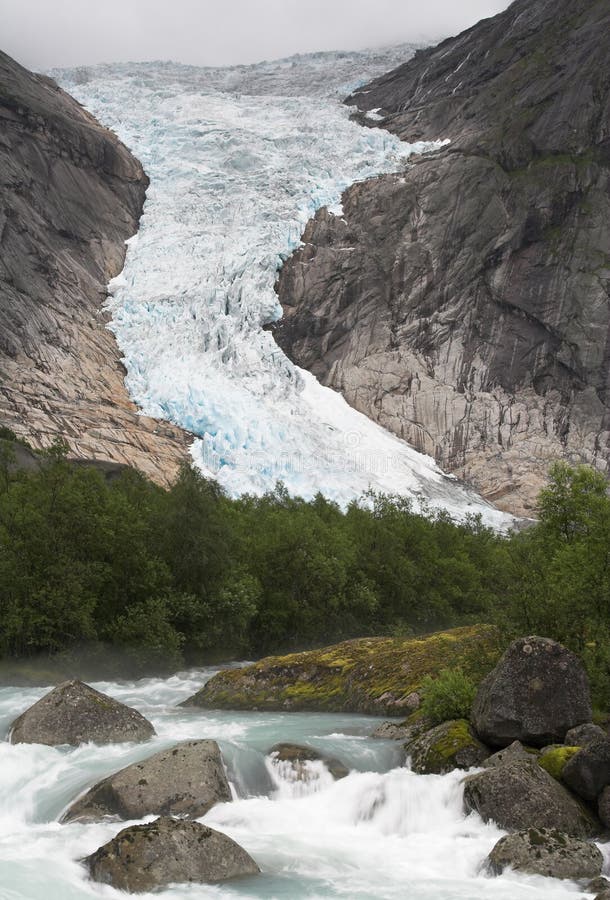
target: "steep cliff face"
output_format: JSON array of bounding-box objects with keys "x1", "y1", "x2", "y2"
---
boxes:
[
  {"x1": 0, "y1": 51, "x2": 189, "y2": 483},
  {"x1": 275, "y1": 0, "x2": 610, "y2": 515}
]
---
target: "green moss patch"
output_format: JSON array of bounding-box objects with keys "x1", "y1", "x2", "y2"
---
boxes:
[{"x1": 539, "y1": 746, "x2": 580, "y2": 781}]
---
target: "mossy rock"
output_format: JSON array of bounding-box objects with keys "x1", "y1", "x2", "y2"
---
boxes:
[
  {"x1": 405, "y1": 719, "x2": 489, "y2": 774},
  {"x1": 539, "y1": 746, "x2": 581, "y2": 781},
  {"x1": 182, "y1": 625, "x2": 501, "y2": 715}
]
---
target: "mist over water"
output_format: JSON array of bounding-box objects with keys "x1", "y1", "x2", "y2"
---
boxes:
[{"x1": 0, "y1": 668, "x2": 596, "y2": 898}]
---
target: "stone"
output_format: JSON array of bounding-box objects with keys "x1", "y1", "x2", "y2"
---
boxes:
[
  {"x1": 370, "y1": 718, "x2": 428, "y2": 742},
  {"x1": 562, "y1": 739, "x2": 610, "y2": 802},
  {"x1": 62, "y1": 740, "x2": 231, "y2": 822},
  {"x1": 405, "y1": 719, "x2": 488, "y2": 775},
  {"x1": 9, "y1": 680, "x2": 155, "y2": 746},
  {"x1": 269, "y1": 743, "x2": 349, "y2": 780},
  {"x1": 181, "y1": 624, "x2": 499, "y2": 715},
  {"x1": 470, "y1": 637, "x2": 592, "y2": 748},
  {"x1": 564, "y1": 724, "x2": 607, "y2": 747},
  {"x1": 275, "y1": 0, "x2": 610, "y2": 518},
  {"x1": 371, "y1": 721, "x2": 412, "y2": 740},
  {"x1": 482, "y1": 741, "x2": 539, "y2": 769},
  {"x1": 462, "y1": 759, "x2": 597, "y2": 838},
  {"x1": 598, "y1": 786, "x2": 610, "y2": 828},
  {"x1": 588, "y1": 877, "x2": 610, "y2": 894},
  {"x1": 0, "y1": 50, "x2": 189, "y2": 484},
  {"x1": 486, "y1": 828, "x2": 603, "y2": 880},
  {"x1": 84, "y1": 817, "x2": 259, "y2": 892}
]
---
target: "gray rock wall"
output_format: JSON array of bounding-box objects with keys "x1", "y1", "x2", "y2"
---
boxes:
[
  {"x1": 275, "y1": 0, "x2": 610, "y2": 516},
  {"x1": 0, "y1": 51, "x2": 189, "y2": 482}
]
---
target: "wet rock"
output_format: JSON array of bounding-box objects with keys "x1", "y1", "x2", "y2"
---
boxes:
[
  {"x1": 84, "y1": 817, "x2": 259, "y2": 892},
  {"x1": 598, "y1": 786, "x2": 610, "y2": 828},
  {"x1": 482, "y1": 741, "x2": 539, "y2": 768},
  {"x1": 63, "y1": 740, "x2": 231, "y2": 822},
  {"x1": 562, "y1": 739, "x2": 610, "y2": 802},
  {"x1": 486, "y1": 828, "x2": 603, "y2": 880},
  {"x1": 588, "y1": 876, "x2": 610, "y2": 894},
  {"x1": 9, "y1": 680, "x2": 155, "y2": 746},
  {"x1": 470, "y1": 637, "x2": 591, "y2": 748},
  {"x1": 269, "y1": 743, "x2": 349, "y2": 780},
  {"x1": 564, "y1": 724, "x2": 607, "y2": 747},
  {"x1": 405, "y1": 719, "x2": 488, "y2": 775},
  {"x1": 371, "y1": 714, "x2": 430, "y2": 742},
  {"x1": 463, "y1": 759, "x2": 597, "y2": 838}
]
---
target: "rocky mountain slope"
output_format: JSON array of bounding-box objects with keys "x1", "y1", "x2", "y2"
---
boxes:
[
  {"x1": 275, "y1": 0, "x2": 610, "y2": 515},
  {"x1": 0, "y1": 51, "x2": 189, "y2": 482}
]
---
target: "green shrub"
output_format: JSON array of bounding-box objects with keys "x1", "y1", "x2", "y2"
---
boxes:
[{"x1": 419, "y1": 667, "x2": 478, "y2": 726}]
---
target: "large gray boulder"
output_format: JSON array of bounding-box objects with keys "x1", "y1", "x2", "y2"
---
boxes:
[
  {"x1": 9, "y1": 680, "x2": 155, "y2": 746},
  {"x1": 405, "y1": 720, "x2": 488, "y2": 775},
  {"x1": 562, "y1": 739, "x2": 610, "y2": 802},
  {"x1": 486, "y1": 828, "x2": 603, "y2": 879},
  {"x1": 463, "y1": 759, "x2": 597, "y2": 838},
  {"x1": 84, "y1": 817, "x2": 259, "y2": 892},
  {"x1": 470, "y1": 637, "x2": 591, "y2": 748},
  {"x1": 63, "y1": 740, "x2": 231, "y2": 822}
]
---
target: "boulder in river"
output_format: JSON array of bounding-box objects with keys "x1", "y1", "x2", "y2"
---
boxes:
[
  {"x1": 370, "y1": 719, "x2": 427, "y2": 742},
  {"x1": 486, "y1": 828, "x2": 603, "y2": 879},
  {"x1": 269, "y1": 743, "x2": 349, "y2": 780},
  {"x1": 470, "y1": 636, "x2": 591, "y2": 748},
  {"x1": 463, "y1": 758, "x2": 597, "y2": 837},
  {"x1": 63, "y1": 740, "x2": 231, "y2": 822},
  {"x1": 9, "y1": 680, "x2": 155, "y2": 746},
  {"x1": 562, "y1": 738, "x2": 610, "y2": 802},
  {"x1": 84, "y1": 816, "x2": 259, "y2": 892},
  {"x1": 182, "y1": 624, "x2": 500, "y2": 715},
  {"x1": 405, "y1": 719, "x2": 488, "y2": 775}
]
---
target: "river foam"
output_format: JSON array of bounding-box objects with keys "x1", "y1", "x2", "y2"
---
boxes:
[{"x1": 0, "y1": 669, "x2": 598, "y2": 899}]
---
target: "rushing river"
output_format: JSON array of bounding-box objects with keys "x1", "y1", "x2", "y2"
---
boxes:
[{"x1": 0, "y1": 668, "x2": 598, "y2": 899}]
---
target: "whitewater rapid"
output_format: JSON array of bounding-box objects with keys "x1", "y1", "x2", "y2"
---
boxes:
[
  {"x1": 0, "y1": 669, "x2": 595, "y2": 899},
  {"x1": 53, "y1": 51, "x2": 512, "y2": 528}
]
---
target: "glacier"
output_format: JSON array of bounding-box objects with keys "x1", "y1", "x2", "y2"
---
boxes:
[{"x1": 54, "y1": 49, "x2": 513, "y2": 528}]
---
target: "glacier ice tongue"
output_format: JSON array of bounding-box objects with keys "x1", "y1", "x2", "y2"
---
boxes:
[{"x1": 54, "y1": 51, "x2": 513, "y2": 530}]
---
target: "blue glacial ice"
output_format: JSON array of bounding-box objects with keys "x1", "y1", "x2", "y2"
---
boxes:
[{"x1": 54, "y1": 49, "x2": 513, "y2": 529}]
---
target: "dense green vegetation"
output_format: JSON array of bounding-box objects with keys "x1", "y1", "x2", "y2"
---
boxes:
[
  {"x1": 0, "y1": 431, "x2": 608, "y2": 703},
  {"x1": 420, "y1": 667, "x2": 478, "y2": 726}
]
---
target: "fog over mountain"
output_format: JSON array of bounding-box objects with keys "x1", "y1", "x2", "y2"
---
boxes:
[{"x1": 2, "y1": 0, "x2": 510, "y2": 69}]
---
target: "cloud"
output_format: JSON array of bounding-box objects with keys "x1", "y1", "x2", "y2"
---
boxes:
[{"x1": 1, "y1": 0, "x2": 511, "y2": 71}]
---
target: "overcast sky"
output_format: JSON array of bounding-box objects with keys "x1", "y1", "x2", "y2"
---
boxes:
[{"x1": 1, "y1": 0, "x2": 511, "y2": 71}]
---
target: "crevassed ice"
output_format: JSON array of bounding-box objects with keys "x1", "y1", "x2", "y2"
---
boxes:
[{"x1": 55, "y1": 51, "x2": 512, "y2": 529}]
